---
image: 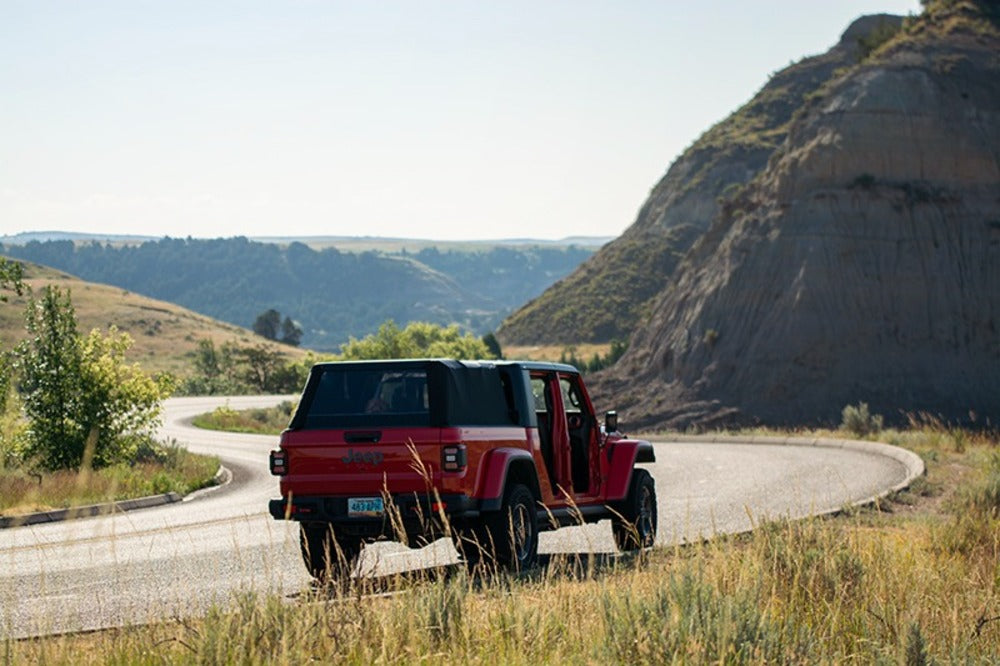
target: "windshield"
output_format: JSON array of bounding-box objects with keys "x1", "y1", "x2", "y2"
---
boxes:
[{"x1": 299, "y1": 366, "x2": 431, "y2": 428}]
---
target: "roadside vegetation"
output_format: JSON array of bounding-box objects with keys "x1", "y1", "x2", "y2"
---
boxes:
[
  {"x1": 191, "y1": 320, "x2": 500, "y2": 434},
  {"x1": 7, "y1": 419, "x2": 999, "y2": 662},
  {"x1": 180, "y1": 319, "x2": 498, "y2": 397},
  {"x1": 192, "y1": 401, "x2": 295, "y2": 436},
  {"x1": 191, "y1": 335, "x2": 625, "y2": 436},
  {"x1": 31, "y1": 398, "x2": 991, "y2": 663},
  {"x1": 0, "y1": 441, "x2": 219, "y2": 516},
  {"x1": 0, "y1": 259, "x2": 218, "y2": 518}
]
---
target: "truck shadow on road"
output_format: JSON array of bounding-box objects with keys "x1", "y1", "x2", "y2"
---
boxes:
[{"x1": 292, "y1": 551, "x2": 652, "y2": 601}]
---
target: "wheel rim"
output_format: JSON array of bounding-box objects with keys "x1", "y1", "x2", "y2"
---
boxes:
[
  {"x1": 511, "y1": 502, "x2": 533, "y2": 563},
  {"x1": 637, "y1": 485, "x2": 655, "y2": 545}
]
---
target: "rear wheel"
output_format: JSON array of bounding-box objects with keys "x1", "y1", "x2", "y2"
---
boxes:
[
  {"x1": 453, "y1": 525, "x2": 488, "y2": 569},
  {"x1": 456, "y1": 484, "x2": 539, "y2": 572},
  {"x1": 299, "y1": 523, "x2": 362, "y2": 581},
  {"x1": 612, "y1": 469, "x2": 657, "y2": 551}
]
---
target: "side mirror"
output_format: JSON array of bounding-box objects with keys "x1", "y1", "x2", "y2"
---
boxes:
[{"x1": 604, "y1": 410, "x2": 619, "y2": 433}]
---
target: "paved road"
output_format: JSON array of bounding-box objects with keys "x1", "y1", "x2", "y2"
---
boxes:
[{"x1": 0, "y1": 396, "x2": 916, "y2": 638}]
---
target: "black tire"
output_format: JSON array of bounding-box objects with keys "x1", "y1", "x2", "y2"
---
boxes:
[
  {"x1": 457, "y1": 484, "x2": 539, "y2": 572},
  {"x1": 453, "y1": 525, "x2": 488, "y2": 569},
  {"x1": 299, "y1": 523, "x2": 362, "y2": 581},
  {"x1": 612, "y1": 468, "x2": 657, "y2": 551}
]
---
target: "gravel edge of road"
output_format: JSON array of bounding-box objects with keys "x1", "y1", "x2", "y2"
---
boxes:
[
  {"x1": 662, "y1": 433, "x2": 926, "y2": 514},
  {"x1": 0, "y1": 464, "x2": 231, "y2": 529}
]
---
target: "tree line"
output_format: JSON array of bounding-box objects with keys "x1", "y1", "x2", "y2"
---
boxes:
[{"x1": 0, "y1": 238, "x2": 594, "y2": 350}]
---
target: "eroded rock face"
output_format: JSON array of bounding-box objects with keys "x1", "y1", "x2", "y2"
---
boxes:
[
  {"x1": 599, "y1": 4, "x2": 1000, "y2": 428},
  {"x1": 496, "y1": 16, "x2": 891, "y2": 345}
]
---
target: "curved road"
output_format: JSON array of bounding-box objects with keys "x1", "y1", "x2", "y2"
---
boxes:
[{"x1": 0, "y1": 396, "x2": 916, "y2": 638}]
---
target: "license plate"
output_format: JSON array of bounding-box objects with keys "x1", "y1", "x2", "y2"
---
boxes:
[{"x1": 348, "y1": 497, "x2": 384, "y2": 517}]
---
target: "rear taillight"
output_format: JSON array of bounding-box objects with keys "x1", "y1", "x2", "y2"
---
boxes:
[
  {"x1": 441, "y1": 444, "x2": 467, "y2": 472},
  {"x1": 270, "y1": 450, "x2": 287, "y2": 476}
]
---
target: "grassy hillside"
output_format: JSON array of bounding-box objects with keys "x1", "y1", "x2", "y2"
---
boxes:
[{"x1": 0, "y1": 262, "x2": 306, "y2": 377}]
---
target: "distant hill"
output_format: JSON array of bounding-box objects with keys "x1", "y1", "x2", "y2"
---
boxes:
[
  {"x1": 0, "y1": 238, "x2": 595, "y2": 351},
  {"x1": 595, "y1": 1, "x2": 1000, "y2": 428},
  {"x1": 1, "y1": 232, "x2": 612, "y2": 252},
  {"x1": 249, "y1": 235, "x2": 613, "y2": 252},
  {"x1": 0, "y1": 231, "x2": 158, "y2": 245},
  {"x1": 0, "y1": 262, "x2": 304, "y2": 376}
]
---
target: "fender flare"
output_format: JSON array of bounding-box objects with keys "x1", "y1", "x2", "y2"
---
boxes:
[
  {"x1": 604, "y1": 439, "x2": 655, "y2": 502},
  {"x1": 477, "y1": 447, "x2": 541, "y2": 512}
]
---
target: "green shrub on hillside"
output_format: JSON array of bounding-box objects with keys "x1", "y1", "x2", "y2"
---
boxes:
[
  {"x1": 180, "y1": 338, "x2": 312, "y2": 395},
  {"x1": 338, "y1": 320, "x2": 494, "y2": 361},
  {"x1": 0, "y1": 257, "x2": 24, "y2": 303},
  {"x1": 559, "y1": 339, "x2": 628, "y2": 373},
  {"x1": 193, "y1": 401, "x2": 295, "y2": 435},
  {"x1": 181, "y1": 321, "x2": 494, "y2": 396},
  {"x1": 856, "y1": 17, "x2": 903, "y2": 61},
  {"x1": 841, "y1": 402, "x2": 884, "y2": 438},
  {"x1": 16, "y1": 286, "x2": 171, "y2": 470}
]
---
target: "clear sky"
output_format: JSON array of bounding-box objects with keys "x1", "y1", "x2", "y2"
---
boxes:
[{"x1": 2, "y1": 1, "x2": 922, "y2": 242}]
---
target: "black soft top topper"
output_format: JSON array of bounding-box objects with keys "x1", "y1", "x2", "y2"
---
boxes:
[{"x1": 290, "y1": 359, "x2": 580, "y2": 430}]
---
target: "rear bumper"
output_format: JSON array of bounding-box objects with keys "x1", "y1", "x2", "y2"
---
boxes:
[{"x1": 269, "y1": 493, "x2": 480, "y2": 537}]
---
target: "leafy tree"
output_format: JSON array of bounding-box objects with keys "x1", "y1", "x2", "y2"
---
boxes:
[
  {"x1": 187, "y1": 339, "x2": 240, "y2": 394},
  {"x1": 185, "y1": 339, "x2": 251, "y2": 394},
  {"x1": 17, "y1": 286, "x2": 82, "y2": 469},
  {"x1": 16, "y1": 286, "x2": 170, "y2": 470},
  {"x1": 0, "y1": 258, "x2": 26, "y2": 414},
  {"x1": 338, "y1": 320, "x2": 494, "y2": 360},
  {"x1": 253, "y1": 308, "x2": 282, "y2": 340},
  {"x1": 253, "y1": 309, "x2": 302, "y2": 347},
  {"x1": 239, "y1": 344, "x2": 285, "y2": 393},
  {"x1": 74, "y1": 328, "x2": 173, "y2": 467},
  {"x1": 183, "y1": 338, "x2": 310, "y2": 395},
  {"x1": 193, "y1": 338, "x2": 223, "y2": 382},
  {"x1": 280, "y1": 316, "x2": 303, "y2": 347},
  {"x1": 482, "y1": 332, "x2": 503, "y2": 359},
  {"x1": 0, "y1": 257, "x2": 24, "y2": 302}
]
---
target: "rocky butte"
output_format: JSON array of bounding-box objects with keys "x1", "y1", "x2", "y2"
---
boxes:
[
  {"x1": 498, "y1": 14, "x2": 908, "y2": 346},
  {"x1": 541, "y1": 1, "x2": 1000, "y2": 428}
]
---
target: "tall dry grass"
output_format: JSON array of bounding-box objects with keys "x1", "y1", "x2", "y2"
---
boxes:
[
  {"x1": 6, "y1": 425, "x2": 1000, "y2": 664},
  {"x1": 0, "y1": 441, "x2": 219, "y2": 515}
]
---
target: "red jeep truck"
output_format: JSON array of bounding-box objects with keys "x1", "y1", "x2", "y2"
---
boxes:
[{"x1": 269, "y1": 359, "x2": 656, "y2": 579}]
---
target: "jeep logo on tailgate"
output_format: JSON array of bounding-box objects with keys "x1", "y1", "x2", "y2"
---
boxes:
[{"x1": 341, "y1": 449, "x2": 384, "y2": 466}]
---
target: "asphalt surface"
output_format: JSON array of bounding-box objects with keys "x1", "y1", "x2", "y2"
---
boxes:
[{"x1": 0, "y1": 395, "x2": 918, "y2": 639}]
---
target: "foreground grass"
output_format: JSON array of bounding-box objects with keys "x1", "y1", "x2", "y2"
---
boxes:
[
  {"x1": 0, "y1": 442, "x2": 220, "y2": 516},
  {"x1": 7, "y1": 426, "x2": 1000, "y2": 663}
]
